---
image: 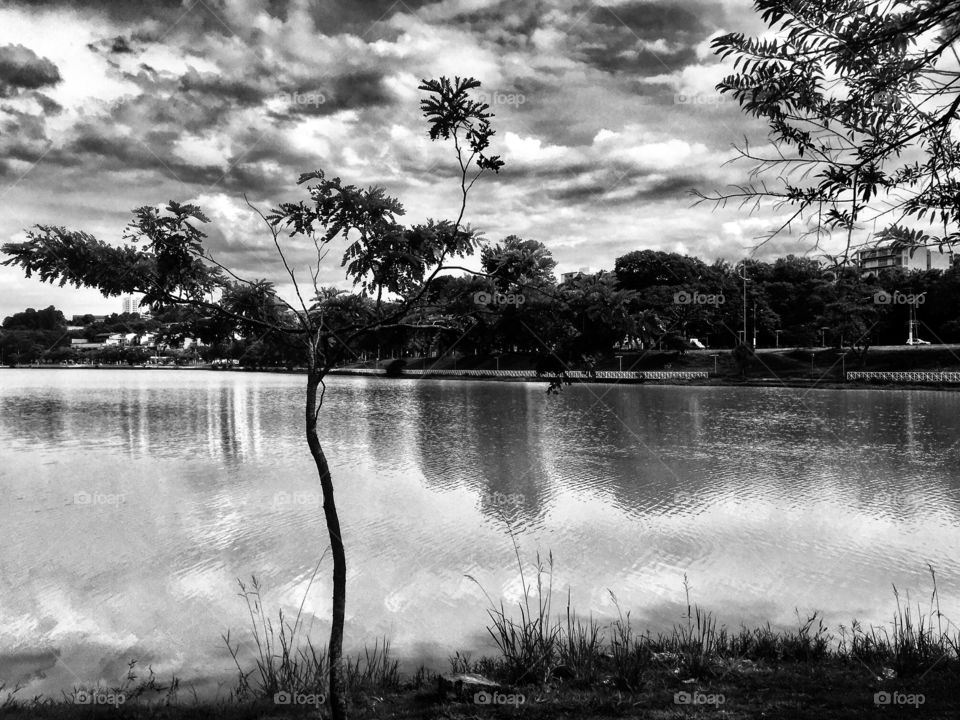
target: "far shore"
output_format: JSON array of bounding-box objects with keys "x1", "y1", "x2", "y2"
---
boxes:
[{"x1": 5, "y1": 360, "x2": 960, "y2": 392}]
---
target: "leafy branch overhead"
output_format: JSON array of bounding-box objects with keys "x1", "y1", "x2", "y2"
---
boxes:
[{"x1": 700, "y1": 0, "x2": 960, "y2": 260}]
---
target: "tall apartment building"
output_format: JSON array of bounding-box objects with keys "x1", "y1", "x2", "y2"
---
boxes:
[{"x1": 856, "y1": 244, "x2": 953, "y2": 275}]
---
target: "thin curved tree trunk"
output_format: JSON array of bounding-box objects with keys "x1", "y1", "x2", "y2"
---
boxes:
[{"x1": 305, "y1": 364, "x2": 347, "y2": 720}]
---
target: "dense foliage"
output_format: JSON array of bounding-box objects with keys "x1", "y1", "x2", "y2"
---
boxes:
[{"x1": 6, "y1": 248, "x2": 959, "y2": 367}]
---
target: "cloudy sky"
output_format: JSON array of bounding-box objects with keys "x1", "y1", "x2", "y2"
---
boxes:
[{"x1": 0, "y1": 0, "x2": 813, "y2": 319}]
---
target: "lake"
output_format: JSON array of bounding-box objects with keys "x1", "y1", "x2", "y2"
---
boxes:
[{"x1": 2, "y1": 368, "x2": 959, "y2": 698}]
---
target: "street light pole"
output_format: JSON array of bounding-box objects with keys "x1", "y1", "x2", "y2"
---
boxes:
[
  {"x1": 738, "y1": 261, "x2": 747, "y2": 348},
  {"x1": 775, "y1": 329, "x2": 782, "y2": 348}
]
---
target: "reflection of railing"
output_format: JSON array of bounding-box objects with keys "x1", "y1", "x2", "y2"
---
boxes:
[
  {"x1": 847, "y1": 371, "x2": 960, "y2": 384},
  {"x1": 334, "y1": 368, "x2": 709, "y2": 380}
]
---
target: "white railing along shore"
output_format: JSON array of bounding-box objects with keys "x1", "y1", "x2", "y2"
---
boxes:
[
  {"x1": 333, "y1": 368, "x2": 709, "y2": 380},
  {"x1": 846, "y1": 371, "x2": 960, "y2": 384}
]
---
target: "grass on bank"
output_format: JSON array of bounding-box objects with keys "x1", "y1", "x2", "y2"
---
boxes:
[
  {"x1": 461, "y1": 537, "x2": 957, "y2": 689},
  {"x1": 2, "y1": 548, "x2": 959, "y2": 719}
]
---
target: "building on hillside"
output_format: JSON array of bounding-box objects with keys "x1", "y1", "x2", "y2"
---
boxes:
[
  {"x1": 856, "y1": 244, "x2": 954, "y2": 275},
  {"x1": 560, "y1": 267, "x2": 592, "y2": 283}
]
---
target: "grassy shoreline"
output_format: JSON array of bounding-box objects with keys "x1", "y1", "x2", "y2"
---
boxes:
[{"x1": 5, "y1": 566, "x2": 958, "y2": 719}]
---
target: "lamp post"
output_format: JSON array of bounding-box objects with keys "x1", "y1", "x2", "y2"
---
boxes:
[
  {"x1": 775, "y1": 329, "x2": 782, "y2": 348},
  {"x1": 616, "y1": 355, "x2": 623, "y2": 372},
  {"x1": 736, "y1": 261, "x2": 748, "y2": 347},
  {"x1": 820, "y1": 327, "x2": 828, "y2": 348},
  {"x1": 710, "y1": 353, "x2": 719, "y2": 374}
]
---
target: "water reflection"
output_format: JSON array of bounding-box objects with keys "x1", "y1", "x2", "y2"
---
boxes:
[{"x1": 1, "y1": 369, "x2": 960, "y2": 699}]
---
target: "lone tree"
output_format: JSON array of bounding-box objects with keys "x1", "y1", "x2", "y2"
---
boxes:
[
  {"x1": 699, "y1": 0, "x2": 960, "y2": 264},
  {"x1": 2, "y1": 76, "x2": 503, "y2": 720}
]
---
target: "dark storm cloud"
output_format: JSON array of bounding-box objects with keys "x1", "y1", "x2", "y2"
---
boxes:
[
  {"x1": 87, "y1": 35, "x2": 139, "y2": 54},
  {"x1": 34, "y1": 93, "x2": 64, "y2": 114},
  {"x1": 277, "y1": 70, "x2": 394, "y2": 118},
  {"x1": 0, "y1": 44, "x2": 62, "y2": 96},
  {"x1": 580, "y1": 44, "x2": 698, "y2": 75},
  {"x1": 0, "y1": 109, "x2": 52, "y2": 172},
  {"x1": 179, "y1": 68, "x2": 274, "y2": 107},
  {"x1": 307, "y1": 0, "x2": 439, "y2": 35},
  {"x1": 546, "y1": 171, "x2": 704, "y2": 205},
  {"x1": 10, "y1": 0, "x2": 185, "y2": 21},
  {"x1": 110, "y1": 36, "x2": 134, "y2": 53},
  {"x1": 569, "y1": 1, "x2": 710, "y2": 75},
  {"x1": 594, "y1": 1, "x2": 708, "y2": 38},
  {"x1": 10, "y1": 0, "x2": 252, "y2": 38},
  {"x1": 56, "y1": 126, "x2": 227, "y2": 187}
]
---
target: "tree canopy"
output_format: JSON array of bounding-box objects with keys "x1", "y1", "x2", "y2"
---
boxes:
[{"x1": 700, "y1": 0, "x2": 960, "y2": 262}]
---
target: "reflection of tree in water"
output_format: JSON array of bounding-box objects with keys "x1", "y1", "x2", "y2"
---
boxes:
[
  {"x1": 342, "y1": 380, "x2": 423, "y2": 476},
  {"x1": 411, "y1": 381, "x2": 552, "y2": 528},
  {"x1": 0, "y1": 393, "x2": 68, "y2": 448},
  {"x1": 538, "y1": 387, "x2": 706, "y2": 515}
]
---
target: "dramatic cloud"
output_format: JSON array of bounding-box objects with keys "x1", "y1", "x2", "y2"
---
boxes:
[
  {"x1": 0, "y1": 0, "x2": 799, "y2": 319},
  {"x1": 0, "y1": 44, "x2": 61, "y2": 96}
]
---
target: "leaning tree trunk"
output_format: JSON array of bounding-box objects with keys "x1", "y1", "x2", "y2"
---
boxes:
[{"x1": 305, "y1": 365, "x2": 348, "y2": 720}]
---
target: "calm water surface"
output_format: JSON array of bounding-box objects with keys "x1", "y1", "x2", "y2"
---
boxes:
[{"x1": 2, "y1": 368, "x2": 960, "y2": 696}]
